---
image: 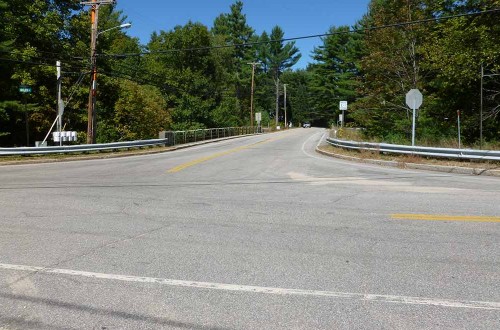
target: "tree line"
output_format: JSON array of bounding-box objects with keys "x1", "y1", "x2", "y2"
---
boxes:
[
  {"x1": 1, "y1": 0, "x2": 499, "y2": 147},
  {"x1": 309, "y1": 0, "x2": 500, "y2": 146}
]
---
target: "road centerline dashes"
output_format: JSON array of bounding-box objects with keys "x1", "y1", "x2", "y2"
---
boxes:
[{"x1": 167, "y1": 139, "x2": 272, "y2": 173}]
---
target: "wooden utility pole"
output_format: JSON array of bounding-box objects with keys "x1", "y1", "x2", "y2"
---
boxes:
[
  {"x1": 247, "y1": 62, "x2": 260, "y2": 128},
  {"x1": 283, "y1": 84, "x2": 287, "y2": 129},
  {"x1": 81, "y1": 0, "x2": 115, "y2": 144},
  {"x1": 275, "y1": 77, "x2": 279, "y2": 128}
]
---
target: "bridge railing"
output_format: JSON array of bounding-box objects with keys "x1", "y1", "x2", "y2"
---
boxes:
[{"x1": 162, "y1": 127, "x2": 259, "y2": 146}]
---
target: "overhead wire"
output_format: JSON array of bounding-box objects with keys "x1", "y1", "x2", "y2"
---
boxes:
[
  {"x1": 64, "y1": 72, "x2": 88, "y2": 107},
  {"x1": 98, "y1": 8, "x2": 500, "y2": 58}
]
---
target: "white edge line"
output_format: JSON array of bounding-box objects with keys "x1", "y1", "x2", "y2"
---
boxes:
[
  {"x1": 1, "y1": 263, "x2": 499, "y2": 311},
  {"x1": 316, "y1": 132, "x2": 326, "y2": 149},
  {"x1": 302, "y1": 131, "x2": 450, "y2": 175}
]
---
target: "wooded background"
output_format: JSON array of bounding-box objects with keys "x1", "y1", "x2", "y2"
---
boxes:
[{"x1": 1, "y1": 0, "x2": 499, "y2": 147}]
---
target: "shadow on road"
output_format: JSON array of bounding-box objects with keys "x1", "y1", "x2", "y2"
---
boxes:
[{"x1": 0, "y1": 292, "x2": 230, "y2": 330}]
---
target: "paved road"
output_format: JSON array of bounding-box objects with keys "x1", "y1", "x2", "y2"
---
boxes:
[{"x1": 0, "y1": 128, "x2": 499, "y2": 329}]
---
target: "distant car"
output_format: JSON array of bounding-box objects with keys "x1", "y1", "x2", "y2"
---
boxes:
[{"x1": 303, "y1": 122, "x2": 311, "y2": 128}]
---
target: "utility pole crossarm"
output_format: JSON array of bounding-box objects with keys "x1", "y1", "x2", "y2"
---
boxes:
[{"x1": 283, "y1": 84, "x2": 287, "y2": 129}]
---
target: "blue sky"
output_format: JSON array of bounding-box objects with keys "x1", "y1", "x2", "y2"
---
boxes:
[{"x1": 115, "y1": 0, "x2": 370, "y2": 69}]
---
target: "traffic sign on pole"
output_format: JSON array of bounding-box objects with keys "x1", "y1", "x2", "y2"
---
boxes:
[
  {"x1": 339, "y1": 101, "x2": 348, "y2": 127},
  {"x1": 255, "y1": 112, "x2": 261, "y2": 122},
  {"x1": 339, "y1": 101, "x2": 348, "y2": 111},
  {"x1": 406, "y1": 89, "x2": 423, "y2": 146}
]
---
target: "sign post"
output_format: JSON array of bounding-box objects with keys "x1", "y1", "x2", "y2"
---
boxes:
[
  {"x1": 19, "y1": 85, "x2": 32, "y2": 146},
  {"x1": 405, "y1": 89, "x2": 423, "y2": 146},
  {"x1": 255, "y1": 112, "x2": 262, "y2": 133},
  {"x1": 339, "y1": 101, "x2": 347, "y2": 127}
]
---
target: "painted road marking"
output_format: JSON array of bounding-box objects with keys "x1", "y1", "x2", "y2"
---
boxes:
[
  {"x1": 287, "y1": 172, "x2": 470, "y2": 194},
  {"x1": 1, "y1": 262, "x2": 499, "y2": 310},
  {"x1": 391, "y1": 214, "x2": 500, "y2": 223},
  {"x1": 167, "y1": 139, "x2": 272, "y2": 173}
]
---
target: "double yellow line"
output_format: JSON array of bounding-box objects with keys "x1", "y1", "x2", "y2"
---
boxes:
[
  {"x1": 167, "y1": 139, "x2": 271, "y2": 173},
  {"x1": 391, "y1": 214, "x2": 500, "y2": 223}
]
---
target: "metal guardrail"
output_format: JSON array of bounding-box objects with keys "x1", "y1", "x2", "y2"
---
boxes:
[
  {"x1": 0, "y1": 126, "x2": 260, "y2": 157},
  {"x1": 0, "y1": 139, "x2": 169, "y2": 156},
  {"x1": 326, "y1": 137, "x2": 500, "y2": 161}
]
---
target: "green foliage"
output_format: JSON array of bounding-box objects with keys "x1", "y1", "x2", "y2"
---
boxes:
[
  {"x1": 144, "y1": 22, "x2": 221, "y2": 130},
  {"x1": 304, "y1": 0, "x2": 500, "y2": 145},
  {"x1": 3, "y1": 0, "x2": 499, "y2": 147},
  {"x1": 281, "y1": 70, "x2": 313, "y2": 125},
  {"x1": 212, "y1": 0, "x2": 254, "y2": 64},
  {"x1": 252, "y1": 26, "x2": 301, "y2": 124},
  {"x1": 211, "y1": 97, "x2": 242, "y2": 127},
  {"x1": 310, "y1": 25, "x2": 362, "y2": 125},
  {"x1": 112, "y1": 80, "x2": 169, "y2": 141},
  {"x1": 266, "y1": 26, "x2": 301, "y2": 81}
]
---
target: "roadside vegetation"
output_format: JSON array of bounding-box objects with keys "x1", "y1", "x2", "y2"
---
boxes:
[
  {"x1": 1, "y1": 0, "x2": 499, "y2": 148},
  {"x1": 319, "y1": 143, "x2": 500, "y2": 170}
]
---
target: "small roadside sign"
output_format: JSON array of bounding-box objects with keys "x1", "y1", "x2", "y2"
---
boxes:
[
  {"x1": 405, "y1": 89, "x2": 422, "y2": 109},
  {"x1": 339, "y1": 101, "x2": 348, "y2": 111},
  {"x1": 19, "y1": 85, "x2": 32, "y2": 94},
  {"x1": 255, "y1": 112, "x2": 262, "y2": 122},
  {"x1": 405, "y1": 88, "x2": 423, "y2": 146}
]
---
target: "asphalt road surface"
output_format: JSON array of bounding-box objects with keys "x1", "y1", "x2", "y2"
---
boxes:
[{"x1": 0, "y1": 128, "x2": 499, "y2": 329}]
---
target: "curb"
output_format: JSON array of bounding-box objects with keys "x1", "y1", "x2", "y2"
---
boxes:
[
  {"x1": 0, "y1": 134, "x2": 260, "y2": 166},
  {"x1": 316, "y1": 146, "x2": 500, "y2": 177}
]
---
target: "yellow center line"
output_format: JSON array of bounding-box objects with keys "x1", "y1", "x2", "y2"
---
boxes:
[
  {"x1": 167, "y1": 139, "x2": 272, "y2": 173},
  {"x1": 391, "y1": 214, "x2": 500, "y2": 223}
]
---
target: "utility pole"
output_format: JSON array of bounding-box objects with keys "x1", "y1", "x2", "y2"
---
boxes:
[
  {"x1": 480, "y1": 63, "x2": 483, "y2": 150},
  {"x1": 56, "y1": 60, "x2": 64, "y2": 146},
  {"x1": 283, "y1": 84, "x2": 287, "y2": 129},
  {"x1": 247, "y1": 62, "x2": 260, "y2": 128},
  {"x1": 275, "y1": 77, "x2": 279, "y2": 128},
  {"x1": 81, "y1": 0, "x2": 116, "y2": 144}
]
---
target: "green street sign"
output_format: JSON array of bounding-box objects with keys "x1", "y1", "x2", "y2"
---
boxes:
[{"x1": 19, "y1": 86, "x2": 32, "y2": 93}]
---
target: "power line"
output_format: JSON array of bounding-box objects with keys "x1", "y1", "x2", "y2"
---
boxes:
[
  {"x1": 98, "y1": 8, "x2": 500, "y2": 58},
  {"x1": 65, "y1": 72, "x2": 88, "y2": 107}
]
